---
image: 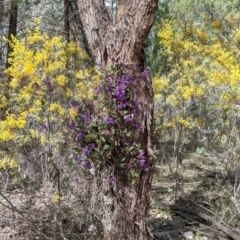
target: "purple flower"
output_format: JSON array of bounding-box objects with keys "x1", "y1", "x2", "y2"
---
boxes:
[
  {"x1": 70, "y1": 99, "x2": 80, "y2": 107},
  {"x1": 122, "y1": 102, "x2": 129, "y2": 108},
  {"x1": 122, "y1": 75, "x2": 130, "y2": 84},
  {"x1": 96, "y1": 61, "x2": 102, "y2": 68},
  {"x1": 133, "y1": 98, "x2": 139, "y2": 107},
  {"x1": 43, "y1": 77, "x2": 53, "y2": 91},
  {"x1": 73, "y1": 177, "x2": 79, "y2": 182},
  {"x1": 76, "y1": 132, "x2": 83, "y2": 139},
  {"x1": 115, "y1": 104, "x2": 122, "y2": 111},
  {"x1": 106, "y1": 130, "x2": 110, "y2": 135},
  {"x1": 124, "y1": 114, "x2": 134, "y2": 123},
  {"x1": 135, "y1": 121, "x2": 142, "y2": 132},
  {"x1": 68, "y1": 120, "x2": 75, "y2": 130},
  {"x1": 82, "y1": 113, "x2": 91, "y2": 129},
  {"x1": 109, "y1": 175, "x2": 116, "y2": 184},
  {"x1": 105, "y1": 116, "x2": 114, "y2": 125},
  {"x1": 82, "y1": 148, "x2": 90, "y2": 155},
  {"x1": 94, "y1": 85, "x2": 102, "y2": 94},
  {"x1": 40, "y1": 123, "x2": 48, "y2": 130},
  {"x1": 43, "y1": 77, "x2": 51, "y2": 85},
  {"x1": 115, "y1": 84, "x2": 126, "y2": 101},
  {"x1": 82, "y1": 161, "x2": 91, "y2": 169},
  {"x1": 138, "y1": 149, "x2": 146, "y2": 167},
  {"x1": 106, "y1": 81, "x2": 113, "y2": 94},
  {"x1": 88, "y1": 142, "x2": 95, "y2": 148},
  {"x1": 141, "y1": 70, "x2": 149, "y2": 78}
]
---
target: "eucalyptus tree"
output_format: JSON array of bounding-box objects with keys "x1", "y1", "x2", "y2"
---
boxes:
[{"x1": 76, "y1": 0, "x2": 158, "y2": 239}]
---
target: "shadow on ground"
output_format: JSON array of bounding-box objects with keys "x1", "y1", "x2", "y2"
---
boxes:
[{"x1": 151, "y1": 154, "x2": 240, "y2": 240}]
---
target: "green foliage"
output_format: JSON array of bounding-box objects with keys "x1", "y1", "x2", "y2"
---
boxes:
[{"x1": 71, "y1": 67, "x2": 148, "y2": 185}]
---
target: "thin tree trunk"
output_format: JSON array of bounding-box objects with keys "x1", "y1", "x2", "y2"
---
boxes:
[
  {"x1": 0, "y1": 0, "x2": 4, "y2": 26},
  {"x1": 109, "y1": 0, "x2": 113, "y2": 20},
  {"x1": 64, "y1": 0, "x2": 70, "y2": 42},
  {"x1": 0, "y1": 0, "x2": 5, "y2": 66},
  {"x1": 6, "y1": 0, "x2": 18, "y2": 69},
  {"x1": 76, "y1": 1, "x2": 158, "y2": 239}
]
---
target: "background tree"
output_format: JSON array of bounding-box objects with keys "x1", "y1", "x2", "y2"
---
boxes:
[
  {"x1": 0, "y1": 0, "x2": 5, "y2": 70},
  {"x1": 0, "y1": 0, "x2": 4, "y2": 22},
  {"x1": 6, "y1": 0, "x2": 18, "y2": 69},
  {"x1": 64, "y1": 0, "x2": 70, "y2": 42}
]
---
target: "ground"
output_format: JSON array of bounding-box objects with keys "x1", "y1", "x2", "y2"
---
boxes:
[
  {"x1": 0, "y1": 151, "x2": 239, "y2": 239},
  {"x1": 151, "y1": 152, "x2": 240, "y2": 240}
]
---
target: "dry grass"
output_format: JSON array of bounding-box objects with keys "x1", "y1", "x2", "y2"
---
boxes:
[{"x1": 151, "y1": 152, "x2": 240, "y2": 240}]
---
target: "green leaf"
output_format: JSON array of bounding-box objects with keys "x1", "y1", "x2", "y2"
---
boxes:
[
  {"x1": 128, "y1": 146, "x2": 135, "y2": 152},
  {"x1": 103, "y1": 144, "x2": 110, "y2": 150},
  {"x1": 87, "y1": 133, "x2": 97, "y2": 140}
]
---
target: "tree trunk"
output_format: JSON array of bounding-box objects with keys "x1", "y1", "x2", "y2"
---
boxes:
[
  {"x1": 0, "y1": 0, "x2": 4, "y2": 26},
  {"x1": 76, "y1": 1, "x2": 158, "y2": 239},
  {"x1": 0, "y1": 0, "x2": 5, "y2": 66},
  {"x1": 64, "y1": 0, "x2": 70, "y2": 42},
  {"x1": 6, "y1": 0, "x2": 18, "y2": 69}
]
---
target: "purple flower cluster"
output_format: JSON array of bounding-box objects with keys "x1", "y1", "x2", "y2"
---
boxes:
[
  {"x1": 76, "y1": 132, "x2": 83, "y2": 139},
  {"x1": 115, "y1": 84, "x2": 126, "y2": 102},
  {"x1": 109, "y1": 175, "x2": 116, "y2": 184},
  {"x1": 71, "y1": 66, "x2": 148, "y2": 180},
  {"x1": 70, "y1": 99, "x2": 80, "y2": 107},
  {"x1": 105, "y1": 116, "x2": 114, "y2": 125},
  {"x1": 43, "y1": 77, "x2": 51, "y2": 85},
  {"x1": 141, "y1": 70, "x2": 149, "y2": 78},
  {"x1": 107, "y1": 81, "x2": 113, "y2": 94},
  {"x1": 82, "y1": 161, "x2": 91, "y2": 169},
  {"x1": 40, "y1": 123, "x2": 48, "y2": 130},
  {"x1": 68, "y1": 120, "x2": 76, "y2": 130},
  {"x1": 124, "y1": 114, "x2": 134, "y2": 123},
  {"x1": 88, "y1": 142, "x2": 95, "y2": 148},
  {"x1": 138, "y1": 149, "x2": 146, "y2": 168},
  {"x1": 82, "y1": 148, "x2": 90, "y2": 156},
  {"x1": 82, "y1": 113, "x2": 91, "y2": 129}
]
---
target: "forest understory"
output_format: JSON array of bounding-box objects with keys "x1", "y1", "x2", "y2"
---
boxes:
[{"x1": 0, "y1": 149, "x2": 239, "y2": 240}]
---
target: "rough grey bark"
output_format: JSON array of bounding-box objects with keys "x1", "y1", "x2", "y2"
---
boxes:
[
  {"x1": 68, "y1": 0, "x2": 92, "y2": 58},
  {"x1": 0, "y1": 0, "x2": 4, "y2": 25},
  {"x1": 64, "y1": 0, "x2": 70, "y2": 42},
  {"x1": 76, "y1": 1, "x2": 158, "y2": 239},
  {"x1": 0, "y1": 0, "x2": 5, "y2": 67}
]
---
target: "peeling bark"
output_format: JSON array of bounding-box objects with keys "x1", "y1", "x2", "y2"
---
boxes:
[{"x1": 75, "y1": 1, "x2": 158, "y2": 239}]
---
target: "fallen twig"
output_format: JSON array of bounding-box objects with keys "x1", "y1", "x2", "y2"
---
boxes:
[{"x1": 154, "y1": 227, "x2": 184, "y2": 239}]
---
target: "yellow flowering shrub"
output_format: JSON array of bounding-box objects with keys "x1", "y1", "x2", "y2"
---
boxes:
[
  {"x1": 0, "y1": 21, "x2": 100, "y2": 170},
  {"x1": 154, "y1": 16, "x2": 240, "y2": 148}
]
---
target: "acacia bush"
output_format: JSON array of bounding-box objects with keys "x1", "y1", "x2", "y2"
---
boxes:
[
  {"x1": 0, "y1": 20, "x2": 103, "y2": 239},
  {"x1": 152, "y1": 15, "x2": 240, "y2": 204}
]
